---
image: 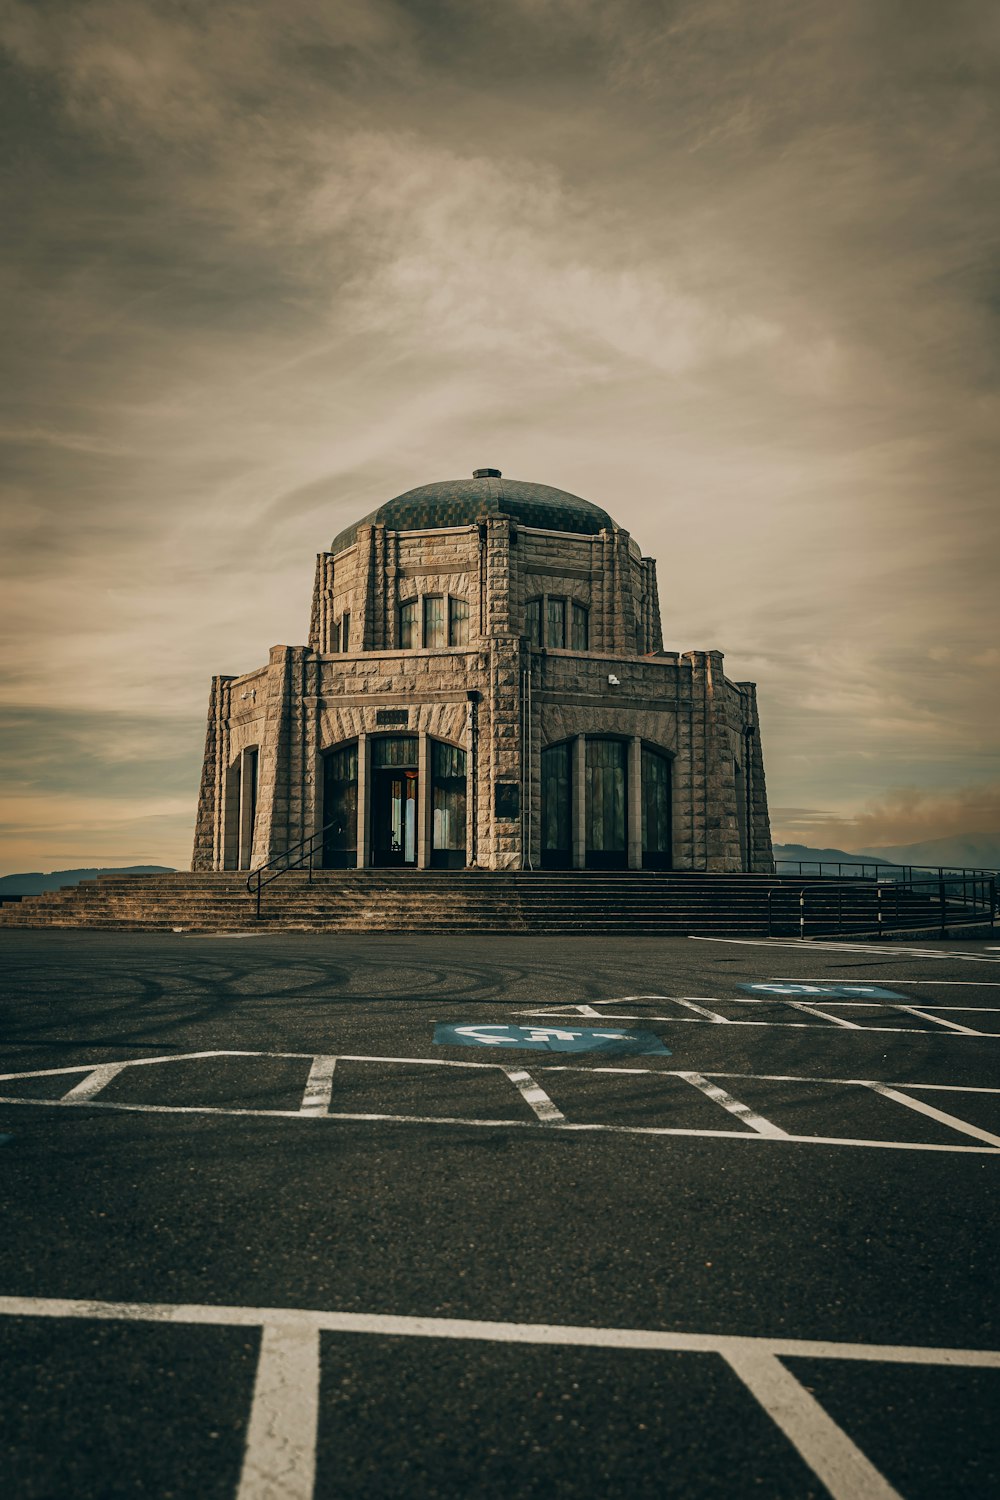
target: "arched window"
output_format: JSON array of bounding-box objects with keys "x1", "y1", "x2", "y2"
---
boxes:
[
  {"x1": 546, "y1": 597, "x2": 566, "y2": 648},
  {"x1": 431, "y1": 741, "x2": 467, "y2": 867},
  {"x1": 642, "y1": 746, "x2": 672, "y2": 869},
  {"x1": 322, "y1": 742, "x2": 358, "y2": 868},
  {"x1": 423, "y1": 595, "x2": 445, "y2": 648},
  {"x1": 448, "y1": 596, "x2": 470, "y2": 645},
  {"x1": 540, "y1": 741, "x2": 573, "y2": 868},
  {"x1": 399, "y1": 600, "x2": 417, "y2": 649},
  {"x1": 586, "y1": 738, "x2": 627, "y2": 868}
]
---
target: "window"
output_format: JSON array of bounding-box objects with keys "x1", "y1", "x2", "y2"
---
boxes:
[
  {"x1": 540, "y1": 742, "x2": 572, "y2": 867},
  {"x1": 423, "y1": 595, "x2": 445, "y2": 648},
  {"x1": 372, "y1": 735, "x2": 418, "y2": 768},
  {"x1": 525, "y1": 598, "x2": 541, "y2": 645},
  {"x1": 340, "y1": 612, "x2": 351, "y2": 652},
  {"x1": 642, "y1": 746, "x2": 672, "y2": 869},
  {"x1": 449, "y1": 596, "x2": 470, "y2": 646},
  {"x1": 432, "y1": 741, "x2": 467, "y2": 868},
  {"x1": 546, "y1": 596, "x2": 566, "y2": 648},
  {"x1": 571, "y1": 603, "x2": 589, "y2": 651},
  {"x1": 586, "y1": 738, "x2": 627, "y2": 863},
  {"x1": 399, "y1": 600, "x2": 417, "y2": 649},
  {"x1": 323, "y1": 743, "x2": 358, "y2": 868}
]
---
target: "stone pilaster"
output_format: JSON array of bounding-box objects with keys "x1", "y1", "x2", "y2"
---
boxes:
[
  {"x1": 251, "y1": 644, "x2": 316, "y2": 864},
  {"x1": 356, "y1": 525, "x2": 376, "y2": 651},
  {"x1": 483, "y1": 515, "x2": 512, "y2": 634},
  {"x1": 736, "y1": 681, "x2": 774, "y2": 872},
  {"x1": 628, "y1": 735, "x2": 642, "y2": 868},
  {"x1": 642, "y1": 557, "x2": 663, "y2": 653},
  {"x1": 598, "y1": 527, "x2": 637, "y2": 653},
  {"x1": 191, "y1": 674, "x2": 233, "y2": 870},
  {"x1": 573, "y1": 734, "x2": 587, "y2": 868},
  {"x1": 386, "y1": 532, "x2": 401, "y2": 650},
  {"x1": 487, "y1": 635, "x2": 523, "y2": 869}
]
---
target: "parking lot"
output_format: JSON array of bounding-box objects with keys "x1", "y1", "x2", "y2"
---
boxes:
[{"x1": 1, "y1": 930, "x2": 998, "y2": 1498}]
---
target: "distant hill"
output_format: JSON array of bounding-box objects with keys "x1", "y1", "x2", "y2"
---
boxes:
[
  {"x1": 0, "y1": 866, "x2": 175, "y2": 896},
  {"x1": 859, "y1": 832, "x2": 1000, "y2": 871},
  {"x1": 773, "y1": 843, "x2": 899, "y2": 872}
]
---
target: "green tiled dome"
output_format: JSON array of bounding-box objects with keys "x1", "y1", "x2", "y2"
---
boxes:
[{"x1": 331, "y1": 473, "x2": 614, "y2": 553}]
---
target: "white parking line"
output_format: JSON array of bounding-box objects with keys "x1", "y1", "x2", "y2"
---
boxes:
[
  {"x1": 722, "y1": 1345, "x2": 901, "y2": 1500},
  {"x1": 3, "y1": 1296, "x2": 998, "y2": 1500},
  {"x1": 672, "y1": 997, "x2": 728, "y2": 1022},
  {"x1": 3, "y1": 1053, "x2": 999, "y2": 1153},
  {"x1": 0, "y1": 1093, "x2": 993, "y2": 1152},
  {"x1": 862, "y1": 1083, "x2": 1000, "y2": 1148},
  {"x1": 771, "y1": 978, "x2": 1000, "y2": 987},
  {"x1": 784, "y1": 1001, "x2": 861, "y2": 1028},
  {"x1": 238, "y1": 1322, "x2": 319, "y2": 1500},
  {"x1": 893, "y1": 1007, "x2": 982, "y2": 1034},
  {"x1": 61, "y1": 1062, "x2": 129, "y2": 1100},
  {"x1": 675, "y1": 1072, "x2": 788, "y2": 1137},
  {"x1": 501, "y1": 1067, "x2": 565, "y2": 1123},
  {"x1": 299, "y1": 1056, "x2": 337, "y2": 1116},
  {"x1": 519, "y1": 1005, "x2": 994, "y2": 1036},
  {"x1": 689, "y1": 937, "x2": 1000, "y2": 963}
]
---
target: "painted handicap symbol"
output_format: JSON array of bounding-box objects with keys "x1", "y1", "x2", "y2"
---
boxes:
[
  {"x1": 739, "y1": 982, "x2": 907, "y2": 1000},
  {"x1": 433, "y1": 1023, "x2": 671, "y2": 1056}
]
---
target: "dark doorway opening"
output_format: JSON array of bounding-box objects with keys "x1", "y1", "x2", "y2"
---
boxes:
[{"x1": 371, "y1": 736, "x2": 419, "y2": 867}]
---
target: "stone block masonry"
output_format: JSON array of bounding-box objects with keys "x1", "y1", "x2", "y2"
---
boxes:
[{"x1": 193, "y1": 471, "x2": 772, "y2": 874}]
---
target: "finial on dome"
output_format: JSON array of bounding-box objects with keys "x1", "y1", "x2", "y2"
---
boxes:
[{"x1": 473, "y1": 468, "x2": 501, "y2": 478}]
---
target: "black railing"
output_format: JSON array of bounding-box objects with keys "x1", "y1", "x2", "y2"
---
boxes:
[
  {"x1": 766, "y1": 873, "x2": 997, "y2": 940},
  {"x1": 774, "y1": 857, "x2": 998, "y2": 883},
  {"x1": 246, "y1": 822, "x2": 340, "y2": 918}
]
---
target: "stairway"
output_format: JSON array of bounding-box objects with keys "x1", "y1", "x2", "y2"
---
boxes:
[{"x1": 0, "y1": 869, "x2": 952, "y2": 936}]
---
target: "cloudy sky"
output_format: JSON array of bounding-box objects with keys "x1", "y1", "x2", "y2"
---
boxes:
[{"x1": 1, "y1": 0, "x2": 998, "y2": 873}]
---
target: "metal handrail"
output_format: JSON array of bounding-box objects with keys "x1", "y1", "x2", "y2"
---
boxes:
[
  {"x1": 766, "y1": 873, "x2": 997, "y2": 940},
  {"x1": 772, "y1": 857, "x2": 998, "y2": 882},
  {"x1": 246, "y1": 821, "x2": 341, "y2": 918}
]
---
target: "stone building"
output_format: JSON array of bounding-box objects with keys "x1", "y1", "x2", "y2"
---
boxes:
[{"x1": 192, "y1": 470, "x2": 772, "y2": 874}]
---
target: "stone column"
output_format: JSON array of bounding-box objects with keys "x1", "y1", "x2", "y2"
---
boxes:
[
  {"x1": 356, "y1": 732, "x2": 369, "y2": 867},
  {"x1": 238, "y1": 749, "x2": 257, "y2": 870},
  {"x1": 192, "y1": 674, "x2": 233, "y2": 870},
  {"x1": 573, "y1": 734, "x2": 587, "y2": 869},
  {"x1": 356, "y1": 525, "x2": 375, "y2": 651},
  {"x1": 466, "y1": 696, "x2": 477, "y2": 867},
  {"x1": 628, "y1": 736, "x2": 642, "y2": 869},
  {"x1": 417, "y1": 730, "x2": 431, "y2": 869}
]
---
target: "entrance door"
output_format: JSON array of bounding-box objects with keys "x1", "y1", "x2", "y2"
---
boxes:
[{"x1": 373, "y1": 768, "x2": 418, "y2": 865}]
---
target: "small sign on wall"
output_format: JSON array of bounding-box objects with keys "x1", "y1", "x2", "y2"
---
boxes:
[
  {"x1": 375, "y1": 709, "x2": 410, "y2": 727},
  {"x1": 494, "y1": 783, "x2": 520, "y2": 820}
]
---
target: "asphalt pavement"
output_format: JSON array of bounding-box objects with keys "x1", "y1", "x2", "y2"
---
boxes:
[{"x1": 1, "y1": 929, "x2": 998, "y2": 1499}]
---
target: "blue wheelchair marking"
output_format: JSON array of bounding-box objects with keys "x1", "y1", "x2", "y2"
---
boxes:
[
  {"x1": 739, "y1": 983, "x2": 907, "y2": 1000},
  {"x1": 433, "y1": 1023, "x2": 671, "y2": 1056}
]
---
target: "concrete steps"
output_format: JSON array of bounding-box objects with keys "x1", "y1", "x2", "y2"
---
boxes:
[{"x1": 0, "y1": 869, "x2": 954, "y2": 936}]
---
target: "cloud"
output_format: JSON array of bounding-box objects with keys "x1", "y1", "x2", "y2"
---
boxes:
[
  {"x1": 0, "y1": 1, "x2": 998, "y2": 870},
  {"x1": 775, "y1": 782, "x2": 1000, "y2": 851}
]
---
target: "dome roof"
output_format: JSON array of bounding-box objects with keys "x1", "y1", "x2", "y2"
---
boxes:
[{"x1": 331, "y1": 472, "x2": 614, "y2": 553}]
